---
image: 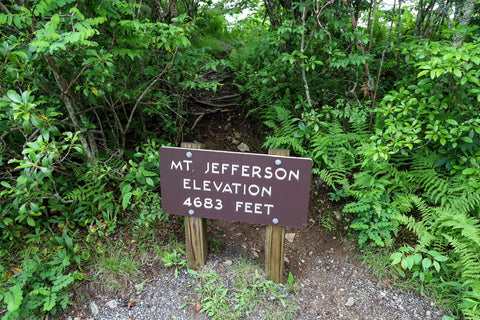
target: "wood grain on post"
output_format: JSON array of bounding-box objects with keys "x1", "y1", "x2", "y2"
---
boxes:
[
  {"x1": 265, "y1": 148, "x2": 289, "y2": 283},
  {"x1": 181, "y1": 142, "x2": 208, "y2": 270}
]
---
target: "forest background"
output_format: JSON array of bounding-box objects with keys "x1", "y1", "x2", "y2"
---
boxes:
[{"x1": 1, "y1": 0, "x2": 480, "y2": 319}]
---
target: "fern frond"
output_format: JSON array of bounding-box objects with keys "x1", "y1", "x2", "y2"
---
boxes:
[
  {"x1": 263, "y1": 136, "x2": 306, "y2": 155},
  {"x1": 65, "y1": 180, "x2": 105, "y2": 202},
  {"x1": 446, "y1": 191, "x2": 480, "y2": 216},
  {"x1": 314, "y1": 168, "x2": 348, "y2": 189},
  {"x1": 262, "y1": 105, "x2": 306, "y2": 155},
  {"x1": 343, "y1": 201, "x2": 370, "y2": 213},
  {"x1": 439, "y1": 209, "x2": 480, "y2": 249}
]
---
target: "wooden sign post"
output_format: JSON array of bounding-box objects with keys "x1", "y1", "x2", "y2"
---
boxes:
[
  {"x1": 159, "y1": 144, "x2": 312, "y2": 282},
  {"x1": 265, "y1": 149, "x2": 288, "y2": 283},
  {"x1": 181, "y1": 142, "x2": 208, "y2": 270}
]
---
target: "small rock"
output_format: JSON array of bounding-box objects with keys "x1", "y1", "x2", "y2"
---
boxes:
[
  {"x1": 345, "y1": 297, "x2": 355, "y2": 307},
  {"x1": 232, "y1": 139, "x2": 240, "y2": 144},
  {"x1": 89, "y1": 301, "x2": 99, "y2": 315},
  {"x1": 426, "y1": 311, "x2": 431, "y2": 317},
  {"x1": 106, "y1": 299, "x2": 117, "y2": 309},
  {"x1": 284, "y1": 256, "x2": 290, "y2": 263},
  {"x1": 225, "y1": 259, "x2": 233, "y2": 266},
  {"x1": 252, "y1": 250, "x2": 259, "y2": 258},
  {"x1": 308, "y1": 250, "x2": 313, "y2": 256},
  {"x1": 285, "y1": 233, "x2": 296, "y2": 242},
  {"x1": 237, "y1": 142, "x2": 250, "y2": 152}
]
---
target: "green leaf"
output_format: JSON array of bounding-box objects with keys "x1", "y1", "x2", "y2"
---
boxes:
[
  {"x1": 390, "y1": 252, "x2": 403, "y2": 265},
  {"x1": 1, "y1": 181, "x2": 12, "y2": 188},
  {"x1": 140, "y1": 169, "x2": 157, "y2": 177},
  {"x1": 422, "y1": 257, "x2": 432, "y2": 270},
  {"x1": 5, "y1": 284, "x2": 23, "y2": 312},
  {"x1": 42, "y1": 292, "x2": 57, "y2": 311},
  {"x1": 122, "y1": 192, "x2": 132, "y2": 210},
  {"x1": 461, "y1": 136, "x2": 473, "y2": 143},
  {"x1": 12, "y1": 50, "x2": 28, "y2": 61},
  {"x1": 413, "y1": 253, "x2": 422, "y2": 265},
  {"x1": 7, "y1": 90, "x2": 22, "y2": 104},
  {"x1": 121, "y1": 184, "x2": 132, "y2": 194},
  {"x1": 29, "y1": 288, "x2": 50, "y2": 296},
  {"x1": 459, "y1": 298, "x2": 478, "y2": 309},
  {"x1": 471, "y1": 56, "x2": 480, "y2": 65},
  {"x1": 49, "y1": 14, "x2": 60, "y2": 31},
  {"x1": 417, "y1": 70, "x2": 429, "y2": 78},
  {"x1": 27, "y1": 216, "x2": 36, "y2": 227},
  {"x1": 288, "y1": 272, "x2": 294, "y2": 286},
  {"x1": 446, "y1": 119, "x2": 458, "y2": 126},
  {"x1": 146, "y1": 177, "x2": 154, "y2": 187},
  {"x1": 462, "y1": 168, "x2": 477, "y2": 175}
]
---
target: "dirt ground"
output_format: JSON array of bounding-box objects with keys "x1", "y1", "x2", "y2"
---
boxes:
[{"x1": 62, "y1": 77, "x2": 450, "y2": 320}]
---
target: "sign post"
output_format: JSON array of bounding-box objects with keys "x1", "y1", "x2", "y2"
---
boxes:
[
  {"x1": 159, "y1": 144, "x2": 312, "y2": 281},
  {"x1": 181, "y1": 142, "x2": 208, "y2": 270},
  {"x1": 265, "y1": 149, "x2": 288, "y2": 282}
]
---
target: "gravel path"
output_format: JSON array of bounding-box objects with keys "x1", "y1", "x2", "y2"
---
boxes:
[{"x1": 64, "y1": 221, "x2": 449, "y2": 320}]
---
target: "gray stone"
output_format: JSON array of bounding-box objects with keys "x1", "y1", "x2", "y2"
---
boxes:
[
  {"x1": 345, "y1": 297, "x2": 355, "y2": 307},
  {"x1": 285, "y1": 233, "x2": 296, "y2": 243},
  {"x1": 89, "y1": 301, "x2": 99, "y2": 315},
  {"x1": 237, "y1": 142, "x2": 250, "y2": 152},
  {"x1": 106, "y1": 299, "x2": 118, "y2": 309}
]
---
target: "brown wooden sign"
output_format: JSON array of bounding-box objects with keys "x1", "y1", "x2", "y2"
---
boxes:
[{"x1": 159, "y1": 147, "x2": 312, "y2": 228}]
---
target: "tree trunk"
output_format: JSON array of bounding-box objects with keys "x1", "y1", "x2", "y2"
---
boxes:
[
  {"x1": 45, "y1": 55, "x2": 98, "y2": 164},
  {"x1": 452, "y1": 0, "x2": 476, "y2": 47},
  {"x1": 169, "y1": 0, "x2": 179, "y2": 25}
]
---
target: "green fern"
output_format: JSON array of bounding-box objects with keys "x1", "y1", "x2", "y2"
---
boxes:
[
  {"x1": 65, "y1": 180, "x2": 106, "y2": 202},
  {"x1": 263, "y1": 105, "x2": 306, "y2": 155},
  {"x1": 314, "y1": 168, "x2": 348, "y2": 190},
  {"x1": 393, "y1": 193, "x2": 480, "y2": 318}
]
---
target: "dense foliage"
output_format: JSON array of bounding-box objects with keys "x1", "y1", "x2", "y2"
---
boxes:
[{"x1": 1, "y1": 0, "x2": 479, "y2": 319}]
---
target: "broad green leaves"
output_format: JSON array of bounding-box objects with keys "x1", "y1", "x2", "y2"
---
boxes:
[{"x1": 372, "y1": 39, "x2": 480, "y2": 175}]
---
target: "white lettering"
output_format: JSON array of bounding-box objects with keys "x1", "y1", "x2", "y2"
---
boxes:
[
  {"x1": 193, "y1": 179, "x2": 201, "y2": 190},
  {"x1": 204, "y1": 161, "x2": 210, "y2": 174},
  {"x1": 232, "y1": 182, "x2": 242, "y2": 193},
  {"x1": 203, "y1": 180, "x2": 211, "y2": 191},
  {"x1": 264, "y1": 204, "x2": 274, "y2": 215},
  {"x1": 262, "y1": 186, "x2": 272, "y2": 197},
  {"x1": 222, "y1": 183, "x2": 233, "y2": 194},
  {"x1": 171, "y1": 160, "x2": 192, "y2": 171},
  {"x1": 211, "y1": 162, "x2": 220, "y2": 174},
  {"x1": 235, "y1": 201, "x2": 243, "y2": 212},
  {"x1": 221, "y1": 163, "x2": 229, "y2": 174},
  {"x1": 251, "y1": 166, "x2": 261, "y2": 178},
  {"x1": 248, "y1": 184, "x2": 260, "y2": 196},
  {"x1": 275, "y1": 168, "x2": 287, "y2": 180},
  {"x1": 235, "y1": 201, "x2": 274, "y2": 215},
  {"x1": 213, "y1": 181, "x2": 223, "y2": 192},
  {"x1": 183, "y1": 179, "x2": 272, "y2": 197},
  {"x1": 202, "y1": 162, "x2": 301, "y2": 182},
  {"x1": 289, "y1": 169, "x2": 300, "y2": 182},
  {"x1": 241, "y1": 165, "x2": 250, "y2": 177},
  {"x1": 264, "y1": 167, "x2": 273, "y2": 179}
]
